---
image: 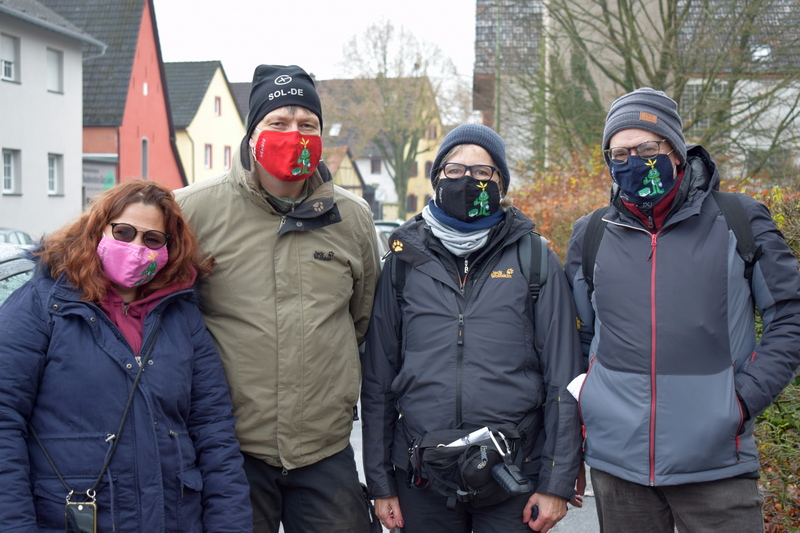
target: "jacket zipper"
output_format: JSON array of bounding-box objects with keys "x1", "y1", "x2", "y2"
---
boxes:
[
  {"x1": 577, "y1": 355, "x2": 596, "y2": 452},
  {"x1": 648, "y1": 231, "x2": 658, "y2": 485},
  {"x1": 453, "y1": 244, "x2": 513, "y2": 426},
  {"x1": 456, "y1": 311, "x2": 465, "y2": 427}
]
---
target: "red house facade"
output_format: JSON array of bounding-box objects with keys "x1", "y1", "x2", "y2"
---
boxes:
[{"x1": 40, "y1": 0, "x2": 185, "y2": 195}]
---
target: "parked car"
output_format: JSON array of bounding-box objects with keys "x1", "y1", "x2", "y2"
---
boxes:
[
  {"x1": 375, "y1": 225, "x2": 390, "y2": 269},
  {"x1": 374, "y1": 219, "x2": 403, "y2": 241},
  {"x1": 0, "y1": 243, "x2": 34, "y2": 305},
  {"x1": 0, "y1": 228, "x2": 35, "y2": 245}
]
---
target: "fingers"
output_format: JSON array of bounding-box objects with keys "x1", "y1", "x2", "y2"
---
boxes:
[{"x1": 375, "y1": 496, "x2": 404, "y2": 530}]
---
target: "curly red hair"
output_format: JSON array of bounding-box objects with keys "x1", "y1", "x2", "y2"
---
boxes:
[{"x1": 36, "y1": 180, "x2": 212, "y2": 303}]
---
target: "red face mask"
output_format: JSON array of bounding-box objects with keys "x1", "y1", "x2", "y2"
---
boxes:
[{"x1": 253, "y1": 130, "x2": 322, "y2": 182}]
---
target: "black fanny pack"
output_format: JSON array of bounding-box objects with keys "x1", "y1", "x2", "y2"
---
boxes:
[{"x1": 404, "y1": 411, "x2": 540, "y2": 509}]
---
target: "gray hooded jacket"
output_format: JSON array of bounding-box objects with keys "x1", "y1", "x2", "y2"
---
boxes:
[{"x1": 565, "y1": 144, "x2": 800, "y2": 486}]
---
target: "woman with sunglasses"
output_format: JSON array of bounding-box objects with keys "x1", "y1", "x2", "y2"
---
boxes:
[
  {"x1": 0, "y1": 181, "x2": 252, "y2": 532},
  {"x1": 361, "y1": 124, "x2": 585, "y2": 533}
]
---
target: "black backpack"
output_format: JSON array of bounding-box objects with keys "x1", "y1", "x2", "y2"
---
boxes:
[
  {"x1": 390, "y1": 230, "x2": 549, "y2": 319},
  {"x1": 581, "y1": 189, "x2": 763, "y2": 293}
]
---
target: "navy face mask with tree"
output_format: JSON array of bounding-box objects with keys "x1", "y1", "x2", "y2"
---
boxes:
[{"x1": 610, "y1": 154, "x2": 676, "y2": 207}]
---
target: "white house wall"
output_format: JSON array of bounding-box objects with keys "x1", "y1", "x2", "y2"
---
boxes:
[
  {"x1": 355, "y1": 157, "x2": 398, "y2": 203},
  {"x1": 0, "y1": 13, "x2": 84, "y2": 239}
]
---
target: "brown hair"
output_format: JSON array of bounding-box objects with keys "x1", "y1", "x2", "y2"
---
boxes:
[{"x1": 36, "y1": 180, "x2": 212, "y2": 302}]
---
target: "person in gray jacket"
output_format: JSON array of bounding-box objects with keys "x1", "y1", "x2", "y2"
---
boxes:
[
  {"x1": 565, "y1": 87, "x2": 800, "y2": 532},
  {"x1": 361, "y1": 124, "x2": 584, "y2": 533}
]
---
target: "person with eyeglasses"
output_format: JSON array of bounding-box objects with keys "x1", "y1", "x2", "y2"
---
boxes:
[
  {"x1": 0, "y1": 180, "x2": 252, "y2": 532},
  {"x1": 565, "y1": 87, "x2": 800, "y2": 532},
  {"x1": 361, "y1": 124, "x2": 585, "y2": 532}
]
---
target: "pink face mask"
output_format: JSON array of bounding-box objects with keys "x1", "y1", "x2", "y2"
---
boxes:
[
  {"x1": 253, "y1": 130, "x2": 322, "y2": 182},
  {"x1": 97, "y1": 236, "x2": 168, "y2": 288}
]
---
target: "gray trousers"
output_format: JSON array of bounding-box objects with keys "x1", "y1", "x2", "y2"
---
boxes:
[{"x1": 591, "y1": 467, "x2": 764, "y2": 533}]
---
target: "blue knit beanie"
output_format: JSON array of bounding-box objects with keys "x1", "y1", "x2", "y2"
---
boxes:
[
  {"x1": 431, "y1": 124, "x2": 510, "y2": 193},
  {"x1": 602, "y1": 87, "x2": 686, "y2": 165}
]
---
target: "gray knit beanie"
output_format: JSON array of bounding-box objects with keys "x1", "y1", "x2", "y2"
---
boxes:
[
  {"x1": 602, "y1": 87, "x2": 686, "y2": 165},
  {"x1": 431, "y1": 124, "x2": 510, "y2": 193}
]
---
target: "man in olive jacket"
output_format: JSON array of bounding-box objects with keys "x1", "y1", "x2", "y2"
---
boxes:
[{"x1": 176, "y1": 64, "x2": 381, "y2": 533}]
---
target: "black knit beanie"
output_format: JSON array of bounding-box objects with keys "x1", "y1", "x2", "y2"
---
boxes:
[
  {"x1": 602, "y1": 87, "x2": 686, "y2": 165},
  {"x1": 240, "y1": 64, "x2": 323, "y2": 169},
  {"x1": 431, "y1": 124, "x2": 510, "y2": 193}
]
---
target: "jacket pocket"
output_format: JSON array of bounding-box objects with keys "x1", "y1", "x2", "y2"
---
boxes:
[
  {"x1": 176, "y1": 466, "x2": 204, "y2": 531},
  {"x1": 652, "y1": 366, "x2": 743, "y2": 479},
  {"x1": 33, "y1": 475, "x2": 115, "y2": 530},
  {"x1": 580, "y1": 361, "x2": 652, "y2": 479}
]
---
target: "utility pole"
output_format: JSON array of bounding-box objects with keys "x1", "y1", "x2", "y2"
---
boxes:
[{"x1": 494, "y1": 1, "x2": 501, "y2": 133}]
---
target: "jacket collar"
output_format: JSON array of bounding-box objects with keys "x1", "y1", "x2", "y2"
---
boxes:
[
  {"x1": 390, "y1": 207, "x2": 535, "y2": 268},
  {"x1": 232, "y1": 146, "x2": 337, "y2": 218}
]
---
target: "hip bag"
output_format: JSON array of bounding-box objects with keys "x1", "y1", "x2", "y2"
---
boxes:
[{"x1": 404, "y1": 410, "x2": 540, "y2": 509}]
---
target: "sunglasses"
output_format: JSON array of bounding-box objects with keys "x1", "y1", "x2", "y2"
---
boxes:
[{"x1": 109, "y1": 222, "x2": 170, "y2": 249}]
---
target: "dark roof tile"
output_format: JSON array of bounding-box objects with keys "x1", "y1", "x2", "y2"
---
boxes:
[{"x1": 164, "y1": 61, "x2": 220, "y2": 128}]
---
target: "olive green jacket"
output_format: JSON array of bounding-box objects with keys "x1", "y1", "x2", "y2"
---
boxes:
[{"x1": 175, "y1": 152, "x2": 381, "y2": 469}]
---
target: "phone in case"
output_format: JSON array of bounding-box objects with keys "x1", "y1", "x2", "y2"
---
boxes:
[{"x1": 65, "y1": 501, "x2": 96, "y2": 533}]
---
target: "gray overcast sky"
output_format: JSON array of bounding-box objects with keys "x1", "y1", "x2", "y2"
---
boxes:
[{"x1": 153, "y1": 0, "x2": 477, "y2": 83}]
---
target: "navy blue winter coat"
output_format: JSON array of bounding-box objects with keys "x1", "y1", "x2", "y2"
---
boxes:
[{"x1": 0, "y1": 271, "x2": 252, "y2": 532}]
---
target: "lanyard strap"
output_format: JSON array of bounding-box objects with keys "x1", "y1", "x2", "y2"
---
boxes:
[{"x1": 30, "y1": 329, "x2": 160, "y2": 500}]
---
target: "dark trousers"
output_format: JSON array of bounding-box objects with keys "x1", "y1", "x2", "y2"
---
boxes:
[
  {"x1": 395, "y1": 468, "x2": 536, "y2": 533},
  {"x1": 242, "y1": 446, "x2": 373, "y2": 533},
  {"x1": 591, "y1": 468, "x2": 764, "y2": 533}
]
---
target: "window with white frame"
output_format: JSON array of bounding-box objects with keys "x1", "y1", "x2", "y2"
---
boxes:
[
  {"x1": 1, "y1": 33, "x2": 20, "y2": 82},
  {"x1": 224, "y1": 146, "x2": 231, "y2": 170},
  {"x1": 679, "y1": 82, "x2": 729, "y2": 139},
  {"x1": 141, "y1": 138, "x2": 149, "y2": 179},
  {"x1": 48, "y1": 153, "x2": 63, "y2": 195},
  {"x1": 3, "y1": 149, "x2": 21, "y2": 194},
  {"x1": 215, "y1": 97, "x2": 221, "y2": 116},
  {"x1": 46, "y1": 48, "x2": 63, "y2": 93},
  {"x1": 204, "y1": 144, "x2": 212, "y2": 168}
]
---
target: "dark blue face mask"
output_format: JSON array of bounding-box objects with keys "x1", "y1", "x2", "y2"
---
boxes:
[{"x1": 609, "y1": 154, "x2": 676, "y2": 207}]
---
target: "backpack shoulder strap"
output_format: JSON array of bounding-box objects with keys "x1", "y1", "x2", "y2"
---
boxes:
[
  {"x1": 581, "y1": 206, "x2": 611, "y2": 293},
  {"x1": 390, "y1": 253, "x2": 410, "y2": 307},
  {"x1": 711, "y1": 190, "x2": 761, "y2": 283},
  {"x1": 518, "y1": 231, "x2": 548, "y2": 305}
]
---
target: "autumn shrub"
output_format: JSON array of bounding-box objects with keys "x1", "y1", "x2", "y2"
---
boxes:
[
  {"x1": 514, "y1": 158, "x2": 800, "y2": 531},
  {"x1": 749, "y1": 184, "x2": 800, "y2": 532},
  {"x1": 511, "y1": 148, "x2": 608, "y2": 260}
]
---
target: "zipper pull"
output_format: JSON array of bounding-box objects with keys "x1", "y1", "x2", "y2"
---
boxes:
[
  {"x1": 457, "y1": 314, "x2": 464, "y2": 346},
  {"x1": 647, "y1": 233, "x2": 658, "y2": 261},
  {"x1": 278, "y1": 215, "x2": 287, "y2": 232}
]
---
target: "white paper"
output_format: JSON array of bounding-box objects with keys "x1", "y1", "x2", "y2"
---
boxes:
[
  {"x1": 567, "y1": 373, "x2": 586, "y2": 400},
  {"x1": 445, "y1": 426, "x2": 491, "y2": 447}
]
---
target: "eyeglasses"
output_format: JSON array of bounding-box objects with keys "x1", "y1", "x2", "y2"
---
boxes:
[
  {"x1": 604, "y1": 140, "x2": 668, "y2": 164},
  {"x1": 109, "y1": 222, "x2": 170, "y2": 249},
  {"x1": 441, "y1": 163, "x2": 498, "y2": 180}
]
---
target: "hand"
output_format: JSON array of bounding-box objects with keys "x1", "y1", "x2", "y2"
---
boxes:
[
  {"x1": 375, "y1": 496, "x2": 404, "y2": 530},
  {"x1": 523, "y1": 492, "x2": 568, "y2": 532},
  {"x1": 570, "y1": 461, "x2": 587, "y2": 508}
]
